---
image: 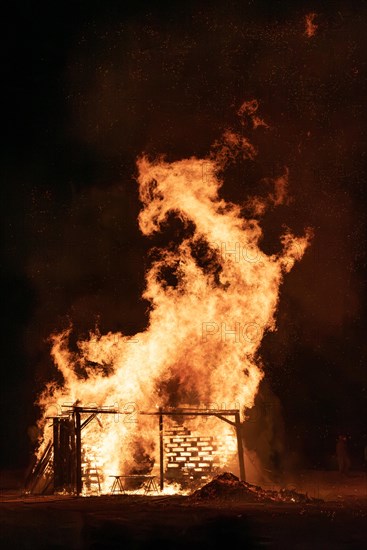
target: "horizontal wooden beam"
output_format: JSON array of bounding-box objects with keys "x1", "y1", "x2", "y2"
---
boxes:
[
  {"x1": 140, "y1": 409, "x2": 239, "y2": 416},
  {"x1": 61, "y1": 405, "x2": 240, "y2": 416}
]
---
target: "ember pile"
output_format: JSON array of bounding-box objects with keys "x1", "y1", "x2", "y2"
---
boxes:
[{"x1": 190, "y1": 472, "x2": 323, "y2": 504}]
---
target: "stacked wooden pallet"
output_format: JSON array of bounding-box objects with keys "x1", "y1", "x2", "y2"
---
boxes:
[
  {"x1": 164, "y1": 425, "x2": 226, "y2": 482},
  {"x1": 82, "y1": 464, "x2": 101, "y2": 494}
]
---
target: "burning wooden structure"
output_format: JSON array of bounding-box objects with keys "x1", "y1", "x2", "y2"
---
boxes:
[
  {"x1": 25, "y1": 405, "x2": 245, "y2": 496},
  {"x1": 28, "y1": 110, "x2": 311, "y2": 502}
]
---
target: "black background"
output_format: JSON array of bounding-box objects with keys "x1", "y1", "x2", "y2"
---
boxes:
[{"x1": 1, "y1": 0, "x2": 366, "y2": 473}]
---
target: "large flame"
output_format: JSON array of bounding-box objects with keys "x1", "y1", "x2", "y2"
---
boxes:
[{"x1": 36, "y1": 104, "x2": 312, "y2": 494}]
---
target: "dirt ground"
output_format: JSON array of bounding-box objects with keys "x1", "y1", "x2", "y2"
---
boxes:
[{"x1": 1, "y1": 470, "x2": 366, "y2": 549}]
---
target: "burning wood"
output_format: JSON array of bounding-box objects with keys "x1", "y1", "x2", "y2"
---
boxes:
[
  {"x1": 31, "y1": 102, "x2": 312, "y2": 496},
  {"x1": 164, "y1": 424, "x2": 235, "y2": 484},
  {"x1": 190, "y1": 472, "x2": 323, "y2": 504}
]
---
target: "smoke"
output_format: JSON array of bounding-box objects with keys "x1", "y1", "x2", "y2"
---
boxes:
[{"x1": 243, "y1": 379, "x2": 298, "y2": 485}]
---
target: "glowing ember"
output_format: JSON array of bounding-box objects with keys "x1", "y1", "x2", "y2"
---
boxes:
[
  {"x1": 190, "y1": 472, "x2": 323, "y2": 504},
  {"x1": 35, "y1": 103, "x2": 312, "y2": 495},
  {"x1": 305, "y1": 13, "x2": 318, "y2": 38}
]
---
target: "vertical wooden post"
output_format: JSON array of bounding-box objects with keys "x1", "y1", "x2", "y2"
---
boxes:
[
  {"x1": 234, "y1": 410, "x2": 246, "y2": 482},
  {"x1": 159, "y1": 408, "x2": 164, "y2": 491},
  {"x1": 75, "y1": 409, "x2": 82, "y2": 496},
  {"x1": 53, "y1": 418, "x2": 60, "y2": 491}
]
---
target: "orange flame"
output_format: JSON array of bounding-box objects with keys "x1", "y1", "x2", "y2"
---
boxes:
[
  {"x1": 35, "y1": 103, "x2": 312, "y2": 494},
  {"x1": 237, "y1": 99, "x2": 270, "y2": 129}
]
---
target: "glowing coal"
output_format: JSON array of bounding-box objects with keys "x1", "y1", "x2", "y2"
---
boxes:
[{"x1": 190, "y1": 472, "x2": 323, "y2": 504}]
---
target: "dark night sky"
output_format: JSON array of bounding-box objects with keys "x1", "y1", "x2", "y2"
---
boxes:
[{"x1": 1, "y1": 0, "x2": 366, "y2": 472}]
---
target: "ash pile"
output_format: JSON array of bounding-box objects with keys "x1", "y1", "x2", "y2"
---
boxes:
[{"x1": 190, "y1": 472, "x2": 323, "y2": 504}]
